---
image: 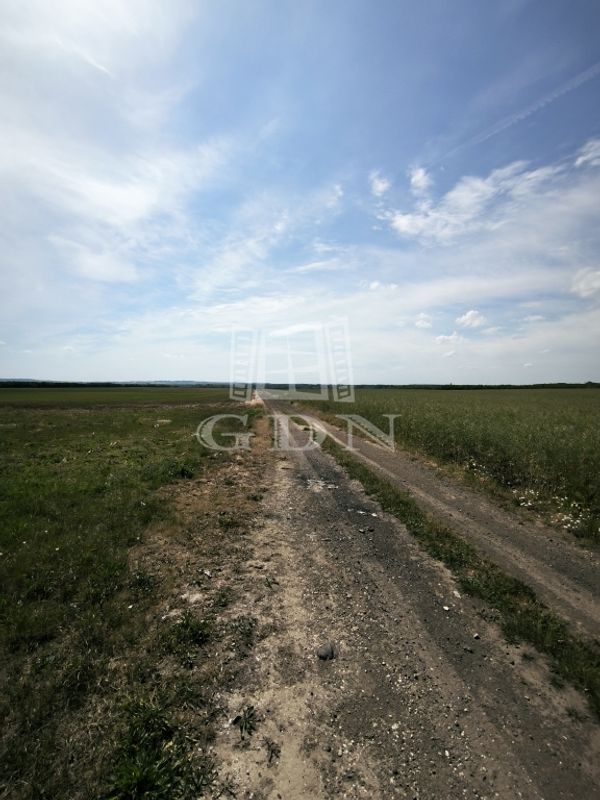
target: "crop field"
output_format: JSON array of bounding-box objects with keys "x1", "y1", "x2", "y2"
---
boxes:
[
  {"x1": 307, "y1": 387, "x2": 600, "y2": 542},
  {"x1": 0, "y1": 387, "x2": 261, "y2": 798},
  {"x1": 0, "y1": 385, "x2": 228, "y2": 407}
]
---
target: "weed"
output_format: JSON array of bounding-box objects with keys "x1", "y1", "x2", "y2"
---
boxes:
[
  {"x1": 228, "y1": 615, "x2": 257, "y2": 656},
  {"x1": 212, "y1": 586, "x2": 234, "y2": 609},
  {"x1": 107, "y1": 696, "x2": 214, "y2": 800},
  {"x1": 264, "y1": 737, "x2": 281, "y2": 763},
  {"x1": 217, "y1": 512, "x2": 238, "y2": 529},
  {"x1": 232, "y1": 705, "x2": 257, "y2": 739},
  {"x1": 129, "y1": 569, "x2": 158, "y2": 599},
  {"x1": 162, "y1": 611, "x2": 213, "y2": 666}
]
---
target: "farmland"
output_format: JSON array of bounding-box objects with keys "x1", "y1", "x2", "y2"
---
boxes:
[
  {"x1": 2, "y1": 385, "x2": 600, "y2": 799},
  {"x1": 306, "y1": 387, "x2": 600, "y2": 542},
  {"x1": 0, "y1": 385, "x2": 228, "y2": 408},
  {"x1": 0, "y1": 387, "x2": 264, "y2": 798}
]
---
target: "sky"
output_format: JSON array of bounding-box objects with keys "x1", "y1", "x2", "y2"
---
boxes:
[{"x1": 1, "y1": 0, "x2": 600, "y2": 384}]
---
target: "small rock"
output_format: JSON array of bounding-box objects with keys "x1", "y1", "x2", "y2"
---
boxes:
[
  {"x1": 317, "y1": 641, "x2": 336, "y2": 660},
  {"x1": 473, "y1": 633, "x2": 481, "y2": 640}
]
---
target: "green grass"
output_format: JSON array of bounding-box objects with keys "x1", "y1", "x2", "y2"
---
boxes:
[
  {"x1": 308, "y1": 387, "x2": 600, "y2": 542},
  {"x1": 108, "y1": 695, "x2": 214, "y2": 800},
  {"x1": 161, "y1": 611, "x2": 214, "y2": 667},
  {"x1": 324, "y1": 438, "x2": 600, "y2": 720},
  {"x1": 0, "y1": 388, "x2": 256, "y2": 798}
]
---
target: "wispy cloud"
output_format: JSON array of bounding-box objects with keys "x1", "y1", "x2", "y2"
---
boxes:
[
  {"x1": 369, "y1": 170, "x2": 391, "y2": 197},
  {"x1": 292, "y1": 259, "x2": 345, "y2": 274},
  {"x1": 409, "y1": 166, "x2": 431, "y2": 196},
  {"x1": 571, "y1": 268, "x2": 600, "y2": 298},
  {"x1": 444, "y1": 60, "x2": 600, "y2": 159},
  {"x1": 385, "y1": 159, "x2": 555, "y2": 242},
  {"x1": 381, "y1": 139, "x2": 600, "y2": 245},
  {"x1": 575, "y1": 138, "x2": 600, "y2": 168},
  {"x1": 414, "y1": 312, "x2": 432, "y2": 329}
]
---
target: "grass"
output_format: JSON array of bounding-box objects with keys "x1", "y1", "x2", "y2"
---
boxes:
[
  {"x1": 323, "y1": 437, "x2": 600, "y2": 720},
  {"x1": 108, "y1": 696, "x2": 213, "y2": 800},
  {"x1": 161, "y1": 611, "x2": 214, "y2": 667},
  {"x1": 0, "y1": 388, "x2": 261, "y2": 798},
  {"x1": 308, "y1": 387, "x2": 600, "y2": 542}
]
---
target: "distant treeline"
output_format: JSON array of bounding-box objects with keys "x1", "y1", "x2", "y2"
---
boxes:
[
  {"x1": 0, "y1": 380, "x2": 229, "y2": 388},
  {"x1": 258, "y1": 382, "x2": 600, "y2": 391},
  {"x1": 0, "y1": 380, "x2": 598, "y2": 390},
  {"x1": 353, "y1": 382, "x2": 600, "y2": 390}
]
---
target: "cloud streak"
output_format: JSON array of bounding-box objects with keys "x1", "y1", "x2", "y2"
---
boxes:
[{"x1": 444, "y1": 60, "x2": 600, "y2": 159}]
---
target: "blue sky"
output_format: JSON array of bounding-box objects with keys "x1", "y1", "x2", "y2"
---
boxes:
[{"x1": 1, "y1": 0, "x2": 600, "y2": 383}]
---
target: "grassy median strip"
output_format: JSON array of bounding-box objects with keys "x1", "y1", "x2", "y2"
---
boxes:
[{"x1": 323, "y1": 437, "x2": 600, "y2": 721}]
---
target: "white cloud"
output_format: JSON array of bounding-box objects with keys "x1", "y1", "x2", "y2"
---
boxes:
[
  {"x1": 442, "y1": 349, "x2": 456, "y2": 358},
  {"x1": 292, "y1": 259, "x2": 344, "y2": 274},
  {"x1": 386, "y1": 159, "x2": 565, "y2": 243},
  {"x1": 369, "y1": 171, "x2": 391, "y2": 197},
  {"x1": 456, "y1": 309, "x2": 486, "y2": 328},
  {"x1": 409, "y1": 166, "x2": 431, "y2": 196},
  {"x1": 414, "y1": 312, "x2": 432, "y2": 328},
  {"x1": 435, "y1": 331, "x2": 460, "y2": 344},
  {"x1": 571, "y1": 268, "x2": 600, "y2": 298},
  {"x1": 523, "y1": 314, "x2": 545, "y2": 322},
  {"x1": 575, "y1": 138, "x2": 600, "y2": 168}
]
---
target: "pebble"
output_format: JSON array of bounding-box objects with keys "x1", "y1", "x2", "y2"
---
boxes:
[{"x1": 317, "y1": 641, "x2": 336, "y2": 660}]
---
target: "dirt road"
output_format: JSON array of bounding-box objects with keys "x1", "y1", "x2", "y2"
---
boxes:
[
  {"x1": 209, "y1": 413, "x2": 600, "y2": 799},
  {"x1": 276, "y1": 403, "x2": 600, "y2": 640}
]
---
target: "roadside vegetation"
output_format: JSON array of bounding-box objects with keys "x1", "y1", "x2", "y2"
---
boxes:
[
  {"x1": 310, "y1": 387, "x2": 600, "y2": 543},
  {"x1": 0, "y1": 388, "x2": 263, "y2": 799},
  {"x1": 323, "y1": 437, "x2": 600, "y2": 721}
]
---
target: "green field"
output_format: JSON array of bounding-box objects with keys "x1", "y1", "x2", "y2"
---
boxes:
[
  {"x1": 308, "y1": 388, "x2": 600, "y2": 542},
  {"x1": 0, "y1": 388, "x2": 254, "y2": 798},
  {"x1": 0, "y1": 386, "x2": 228, "y2": 407}
]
